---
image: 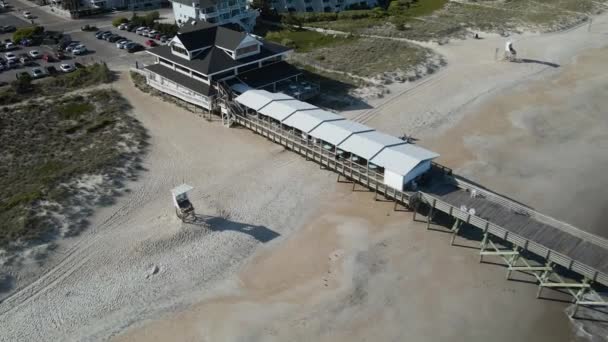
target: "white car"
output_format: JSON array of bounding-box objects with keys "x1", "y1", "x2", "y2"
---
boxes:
[
  {"x1": 118, "y1": 23, "x2": 128, "y2": 30},
  {"x1": 135, "y1": 27, "x2": 147, "y2": 35},
  {"x1": 4, "y1": 52, "x2": 16, "y2": 61},
  {"x1": 115, "y1": 39, "x2": 127, "y2": 48},
  {"x1": 59, "y1": 63, "x2": 75, "y2": 73},
  {"x1": 5, "y1": 42, "x2": 15, "y2": 50},
  {"x1": 147, "y1": 30, "x2": 158, "y2": 38},
  {"x1": 30, "y1": 67, "x2": 45, "y2": 78},
  {"x1": 23, "y1": 11, "x2": 33, "y2": 19},
  {"x1": 72, "y1": 45, "x2": 87, "y2": 55},
  {"x1": 28, "y1": 50, "x2": 40, "y2": 58}
]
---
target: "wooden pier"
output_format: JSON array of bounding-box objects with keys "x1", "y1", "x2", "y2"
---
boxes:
[{"x1": 226, "y1": 101, "x2": 608, "y2": 316}]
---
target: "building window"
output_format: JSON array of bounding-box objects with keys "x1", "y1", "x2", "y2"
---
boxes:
[
  {"x1": 171, "y1": 44, "x2": 188, "y2": 56},
  {"x1": 305, "y1": 6, "x2": 313, "y2": 11},
  {"x1": 175, "y1": 64, "x2": 190, "y2": 75},
  {"x1": 235, "y1": 44, "x2": 258, "y2": 57},
  {"x1": 221, "y1": 13, "x2": 230, "y2": 19},
  {"x1": 324, "y1": 6, "x2": 331, "y2": 11},
  {"x1": 287, "y1": 6, "x2": 296, "y2": 11},
  {"x1": 208, "y1": 17, "x2": 218, "y2": 23}
]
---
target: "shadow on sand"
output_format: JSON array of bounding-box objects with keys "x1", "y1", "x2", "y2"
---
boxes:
[
  {"x1": 187, "y1": 214, "x2": 280, "y2": 243},
  {"x1": 519, "y1": 59, "x2": 560, "y2": 68}
]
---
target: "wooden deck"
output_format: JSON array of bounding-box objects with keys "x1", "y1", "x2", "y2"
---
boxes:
[{"x1": 421, "y1": 178, "x2": 608, "y2": 285}]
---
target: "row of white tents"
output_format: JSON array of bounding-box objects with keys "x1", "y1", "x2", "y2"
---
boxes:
[{"x1": 234, "y1": 89, "x2": 440, "y2": 191}]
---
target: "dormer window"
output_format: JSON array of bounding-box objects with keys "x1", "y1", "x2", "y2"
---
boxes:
[
  {"x1": 235, "y1": 44, "x2": 257, "y2": 57},
  {"x1": 171, "y1": 44, "x2": 188, "y2": 56}
]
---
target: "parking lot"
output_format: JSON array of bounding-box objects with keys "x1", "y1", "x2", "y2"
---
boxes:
[{"x1": 0, "y1": 1, "x2": 167, "y2": 83}]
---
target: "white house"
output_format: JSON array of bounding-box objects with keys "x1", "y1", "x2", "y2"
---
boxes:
[{"x1": 170, "y1": 0, "x2": 258, "y2": 32}]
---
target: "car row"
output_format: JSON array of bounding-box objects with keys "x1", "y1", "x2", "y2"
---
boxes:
[
  {"x1": 95, "y1": 30, "x2": 144, "y2": 53},
  {"x1": 116, "y1": 23, "x2": 172, "y2": 44},
  {"x1": 12, "y1": 63, "x2": 76, "y2": 79},
  {"x1": 0, "y1": 25, "x2": 16, "y2": 33}
]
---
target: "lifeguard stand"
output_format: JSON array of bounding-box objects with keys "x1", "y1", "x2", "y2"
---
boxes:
[{"x1": 171, "y1": 184, "x2": 195, "y2": 222}]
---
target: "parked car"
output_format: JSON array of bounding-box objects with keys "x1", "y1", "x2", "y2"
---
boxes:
[
  {"x1": 28, "y1": 49, "x2": 40, "y2": 58},
  {"x1": 145, "y1": 39, "x2": 157, "y2": 47},
  {"x1": 19, "y1": 38, "x2": 32, "y2": 47},
  {"x1": 5, "y1": 42, "x2": 15, "y2": 50},
  {"x1": 115, "y1": 39, "x2": 128, "y2": 48},
  {"x1": 59, "y1": 63, "x2": 75, "y2": 73},
  {"x1": 135, "y1": 27, "x2": 147, "y2": 35},
  {"x1": 65, "y1": 42, "x2": 80, "y2": 52},
  {"x1": 30, "y1": 67, "x2": 46, "y2": 78},
  {"x1": 55, "y1": 50, "x2": 65, "y2": 59},
  {"x1": 146, "y1": 30, "x2": 158, "y2": 38},
  {"x1": 101, "y1": 32, "x2": 114, "y2": 40},
  {"x1": 160, "y1": 35, "x2": 169, "y2": 44},
  {"x1": 126, "y1": 24, "x2": 137, "y2": 32},
  {"x1": 81, "y1": 24, "x2": 98, "y2": 31},
  {"x1": 126, "y1": 43, "x2": 144, "y2": 53},
  {"x1": 72, "y1": 45, "x2": 87, "y2": 55},
  {"x1": 19, "y1": 54, "x2": 32, "y2": 65},
  {"x1": 0, "y1": 64, "x2": 4, "y2": 72},
  {"x1": 1, "y1": 25, "x2": 16, "y2": 33},
  {"x1": 118, "y1": 23, "x2": 128, "y2": 30},
  {"x1": 42, "y1": 53, "x2": 55, "y2": 62},
  {"x1": 45, "y1": 65, "x2": 58, "y2": 76},
  {"x1": 23, "y1": 11, "x2": 33, "y2": 19},
  {"x1": 4, "y1": 52, "x2": 16, "y2": 61},
  {"x1": 95, "y1": 30, "x2": 110, "y2": 39},
  {"x1": 108, "y1": 35, "x2": 123, "y2": 43},
  {"x1": 6, "y1": 59, "x2": 17, "y2": 69}
]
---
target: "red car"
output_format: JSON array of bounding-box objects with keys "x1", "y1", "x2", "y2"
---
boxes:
[
  {"x1": 42, "y1": 54, "x2": 56, "y2": 62},
  {"x1": 145, "y1": 39, "x2": 157, "y2": 47}
]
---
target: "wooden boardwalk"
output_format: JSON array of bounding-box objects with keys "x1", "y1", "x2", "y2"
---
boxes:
[{"x1": 228, "y1": 108, "x2": 608, "y2": 290}]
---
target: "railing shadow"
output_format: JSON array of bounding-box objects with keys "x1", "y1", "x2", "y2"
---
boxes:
[
  {"x1": 519, "y1": 59, "x2": 560, "y2": 68},
  {"x1": 188, "y1": 214, "x2": 280, "y2": 243}
]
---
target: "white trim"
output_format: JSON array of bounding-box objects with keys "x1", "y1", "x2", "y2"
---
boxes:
[{"x1": 146, "y1": 49, "x2": 289, "y2": 79}]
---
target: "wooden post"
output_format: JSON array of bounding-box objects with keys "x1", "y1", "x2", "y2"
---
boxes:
[
  {"x1": 506, "y1": 247, "x2": 520, "y2": 280},
  {"x1": 426, "y1": 199, "x2": 436, "y2": 230},
  {"x1": 479, "y1": 224, "x2": 489, "y2": 263},
  {"x1": 450, "y1": 218, "x2": 461, "y2": 246}
]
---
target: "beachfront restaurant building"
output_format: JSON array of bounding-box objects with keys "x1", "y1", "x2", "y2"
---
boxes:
[
  {"x1": 143, "y1": 21, "x2": 315, "y2": 113},
  {"x1": 235, "y1": 90, "x2": 440, "y2": 191}
]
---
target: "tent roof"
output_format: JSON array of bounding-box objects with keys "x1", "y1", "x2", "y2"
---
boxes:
[
  {"x1": 234, "y1": 90, "x2": 292, "y2": 111},
  {"x1": 308, "y1": 120, "x2": 374, "y2": 146},
  {"x1": 281, "y1": 109, "x2": 344, "y2": 133},
  {"x1": 371, "y1": 144, "x2": 439, "y2": 176},
  {"x1": 258, "y1": 100, "x2": 317, "y2": 122},
  {"x1": 338, "y1": 131, "x2": 406, "y2": 160}
]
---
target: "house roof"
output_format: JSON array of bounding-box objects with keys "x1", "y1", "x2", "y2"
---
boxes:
[
  {"x1": 215, "y1": 26, "x2": 248, "y2": 51},
  {"x1": 282, "y1": 109, "x2": 344, "y2": 133},
  {"x1": 147, "y1": 40, "x2": 291, "y2": 76},
  {"x1": 258, "y1": 99, "x2": 317, "y2": 122},
  {"x1": 370, "y1": 143, "x2": 439, "y2": 176},
  {"x1": 235, "y1": 89, "x2": 292, "y2": 111},
  {"x1": 308, "y1": 120, "x2": 374, "y2": 146},
  {"x1": 338, "y1": 130, "x2": 406, "y2": 160},
  {"x1": 173, "y1": 21, "x2": 247, "y2": 51},
  {"x1": 236, "y1": 61, "x2": 302, "y2": 88},
  {"x1": 144, "y1": 63, "x2": 216, "y2": 96}
]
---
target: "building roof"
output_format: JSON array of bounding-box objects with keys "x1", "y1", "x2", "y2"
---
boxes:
[
  {"x1": 258, "y1": 99, "x2": 317, "y2": 122},
  {"x1": 235, "y1": 89, "x2": 292, "y2": 111},
  {"x1": 338, "y1": 130, "x2": 406, "y2": 160},
  {"x1": 236, "y1": 61, "x2": 302, "y2": 89},
  {"x1": 145, "y1": 63, "x2": 216, "y2": 96},
  {"x1": 282, "y1": 109, "x2": 344, "y2": 133},
  {"x1": 370, "y1": 143, "x2": 439, "y2": 176},
  {"x1": 308, "y1": 120, "x2": 374, "y2": 146},
  {"x1": 215, "y1": 26, "x2": 248, "y2": 51},
  {"x1": 147, "y1": 41, "x2": 291, "y2": 76}
]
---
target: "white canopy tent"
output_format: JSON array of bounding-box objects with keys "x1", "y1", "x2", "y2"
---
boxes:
[
  {"x1": 338, "y1": 130, "x2": 406, "y2": 161},
  {"x1": 234, "y1": 90, "x2": 292, "y2": 111},
  {"x1": 308, "y1": 120, "x2": 374, "y2": 146},
  {"x1": 371, "y1": 143, "x2": 440, "y2": 189},
  {"x1": 282, "y1": 109, "x2": 344, "y2": 133},
  {"x1": 258, "y1": 100, "x2": 318, "y2": 122}
]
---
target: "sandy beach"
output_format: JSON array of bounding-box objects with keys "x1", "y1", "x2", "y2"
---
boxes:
[{"x1": 1, "y1": 9, "x2": 608, "y2": 342}]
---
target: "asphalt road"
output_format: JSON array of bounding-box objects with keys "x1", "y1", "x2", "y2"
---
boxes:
[{"x1": 0, "y1": 1, "x2": 167, "y2": 83}]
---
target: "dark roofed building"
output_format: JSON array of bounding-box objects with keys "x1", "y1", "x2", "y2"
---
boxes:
[{"x1": 143, "y1": 21, "x2": 316, "y2": 112}]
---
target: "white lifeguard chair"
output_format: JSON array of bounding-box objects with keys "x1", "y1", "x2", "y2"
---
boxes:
[{"x1": 171, "y1": 184, "x2": 195, "y2": 222}]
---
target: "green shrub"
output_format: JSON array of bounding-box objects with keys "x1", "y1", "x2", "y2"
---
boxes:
[
  {"x1": 12, "y1": 26, "x2": 44, "y2": 43},
  {"x1": 112, "y1": 17, "x2": 129, "y2": 27},
  {"x1": 58, "y1": 102, "x2": 94, "y2": 120},
  {"x1": 281, "y1": 38, "x2": 296, "y2": 48}
]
